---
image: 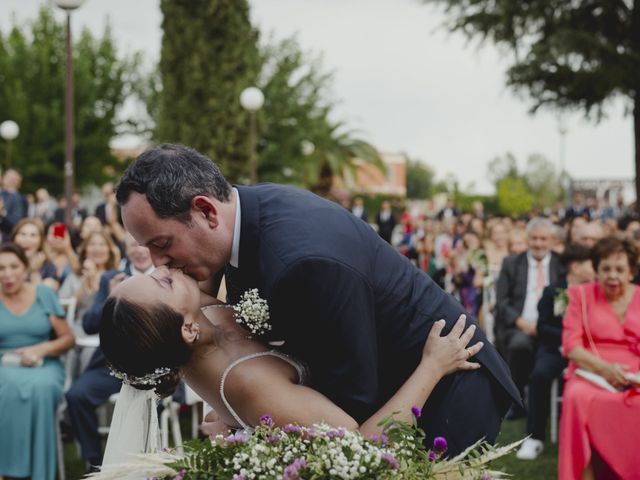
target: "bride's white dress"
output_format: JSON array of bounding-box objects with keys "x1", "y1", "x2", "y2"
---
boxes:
[
  {"x1": 219, "y1": 350, "x2": 308, "y2": 431},
  {"x1": 101, "y1": 349, "x2": 307, "y2": 470}
]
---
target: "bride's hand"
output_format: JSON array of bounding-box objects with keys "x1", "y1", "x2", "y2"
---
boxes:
[
  {"x1": 422, "y1": 314, "x2": 484, "y2": 377},
  {"x1": 201, "y1": 410, "x2": 232, "y2": 439}
]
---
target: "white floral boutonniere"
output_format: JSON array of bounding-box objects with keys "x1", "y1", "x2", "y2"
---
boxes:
[
  {"x1": 233, "y1": 288, "x2": 272, "y2": 335},
  {"x1": 553, "y1": 287, "x2": 569, "y2": 316}
]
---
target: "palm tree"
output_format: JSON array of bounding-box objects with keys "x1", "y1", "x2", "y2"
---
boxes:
[{"x1": 303, "y1": 122, "x2": 385, "y2": 198}]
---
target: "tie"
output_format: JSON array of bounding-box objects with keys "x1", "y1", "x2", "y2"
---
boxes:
[
  {"x1": 224, "y1": 265, "x2": 242, "y2": 304},
  {"x1": 536, "y1": 260, "x2": 545, "y2": 298}
]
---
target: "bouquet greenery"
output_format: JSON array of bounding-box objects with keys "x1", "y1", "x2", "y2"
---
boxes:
[{"x1": 90, "y1": 408, "x2": 520, "y2": 479}]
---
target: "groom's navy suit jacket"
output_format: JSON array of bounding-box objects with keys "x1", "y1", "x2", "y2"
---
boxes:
[{"x1": 227, "y1": 184, "x2": 520, "y2": 453}]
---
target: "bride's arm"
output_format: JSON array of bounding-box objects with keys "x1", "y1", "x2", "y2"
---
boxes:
[{"x1": 225, "y1": 315, "x2": 483, "y2": 435}]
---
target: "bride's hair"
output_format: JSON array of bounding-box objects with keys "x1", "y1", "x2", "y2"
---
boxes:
[{"x1": 100, "y1": 296, "x2": 192, "y2": 397}]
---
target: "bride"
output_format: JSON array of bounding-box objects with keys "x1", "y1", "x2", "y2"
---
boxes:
[{"x1": 99, "y1": 266, "x2": 484, "y2": 463}]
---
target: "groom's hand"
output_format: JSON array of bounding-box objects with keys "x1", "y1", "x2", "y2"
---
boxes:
[{"x1": 201, "y1": 410, "x2": 232, "y2": 439}]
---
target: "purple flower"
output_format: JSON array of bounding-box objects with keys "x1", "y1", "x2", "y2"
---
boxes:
[
  {"x1": 432, "y1": 436, "x2": 448, "y2": 453},
  {"x1": 480, "y1": 474, "x2": 492, "y2": 480},
  {"x1": 173, "y1": 470, "x2": 186, "y2": 480},
  {"x1": 411, "y1": 406, "x2": 422, "y2": 418},
  {"x1": 283, "y1": 457, "x2": 307, "y2": 480},
  {"x1": 303, "y1": 428, "x2": 317, "y2": 440},
  {"x1": 224, "y1": 432, "x2": 249, "y2": 445},
  {"x1": 260, "y1": 414, "x2": 274, "y2": 427},
  {"x1": 428, "y1": 451, "x2": 438, "y2": 462},
  {"x1": 283, "y1": 424, "x2": 303, "y2": 435},
  {"x1": 233, "y1": 475, "x2": 246, "y2": 480},
  {"x1": 267, "y1": 434, "x2": 281, "y2": 445},
  {"x1": 381, "y1": 452, "x2": 399, "y2": 470},
  {"x1": 327, "y1": 429, "x2": 345, "y2": 439},
  {"x1": 369, "y1": 433, "x2": 389, "y2": 445}
]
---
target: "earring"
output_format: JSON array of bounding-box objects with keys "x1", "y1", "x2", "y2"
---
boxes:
[{"x1": 194, "y1": 324, "x2": 200, "y2": 342}]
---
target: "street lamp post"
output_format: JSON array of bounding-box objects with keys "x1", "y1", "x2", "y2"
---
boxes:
[
  {"x1": 0, "y1": 120, "x2": 20, "y2": 170},
  {"x1": 239, "y1": 87, "x2": 264, "y2": 184},
  {"x1": 54, "y1": 0, "x2": 84, "y2": 227},
  {"x1": 557, "y1": 115, "x2": 570, "y2": 205}
]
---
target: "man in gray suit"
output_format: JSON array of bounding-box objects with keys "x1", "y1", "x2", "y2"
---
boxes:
[{"x1": 495, "y1": 217, "x2": 563, "y2": 417}]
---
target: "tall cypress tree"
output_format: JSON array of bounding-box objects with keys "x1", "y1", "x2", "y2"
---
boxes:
[{"x1": 157, "y1": 0, "x2": 260, "y2": 181}]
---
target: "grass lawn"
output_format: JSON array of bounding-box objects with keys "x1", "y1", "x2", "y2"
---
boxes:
[
  {"x1": 493, "y1": 418, "x2": 558, "y2": 479},
  {"x1": 61, "y1": 416, "x2": 558, "y2": 479}
]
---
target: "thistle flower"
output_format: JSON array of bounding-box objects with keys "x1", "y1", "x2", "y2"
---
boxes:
[
  {"x1": 433, "y1": 436, "x2": 448, "y2": 453},
  {"x1": 411, "y1": 406, "x2": 422, "y2": 418}
]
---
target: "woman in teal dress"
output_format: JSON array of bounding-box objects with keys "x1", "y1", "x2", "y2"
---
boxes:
[{"x1": 0, "y1": 243, "x2": 74, "y2": 480}]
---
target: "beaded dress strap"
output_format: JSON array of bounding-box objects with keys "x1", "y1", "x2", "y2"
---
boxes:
[{"x1": 219, "y1": 350, "x2": 306, "y2": 432}]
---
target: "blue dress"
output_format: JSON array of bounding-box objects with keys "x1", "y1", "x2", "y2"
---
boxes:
[{"x1": 0, "y1": 285, "x2": 66, "y2": 480}]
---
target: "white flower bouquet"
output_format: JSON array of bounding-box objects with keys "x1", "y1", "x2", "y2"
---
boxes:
[{"x1": 90, "y1": 409, "x2": 521, "y2": 479}]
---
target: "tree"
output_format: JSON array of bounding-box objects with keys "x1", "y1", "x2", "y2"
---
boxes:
[
  {"x1": 0, "y1": 7, "x2": 142, "y2": 195},
  {"x1": 523, "y1": 153, "x2": 564, "y2": 209},
  {"x1": 423, "y1": 0, "x2": 640, "y2": 206},
  {"x1": 156, "y1": 0, "x2": 260, "y2": 182},
  {"x1": 487, "y1": 152, "x2": 564, "y2": 214},
  {"x1": 256, "y1": 38, "x2": 383, "y2": 195},
  {"x1": 497, "y1": 176, "x2": 533, "y2": 217},
  {"x1": 406, "y1": 158, "x2": 446, "y2": 199}
]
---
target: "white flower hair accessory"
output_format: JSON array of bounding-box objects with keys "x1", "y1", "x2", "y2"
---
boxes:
[
  {"x1": 109, "y1": 366, "x2": 173, "y2": 387},
  {"x1": 233, "y1": 288, "x2": 272, "y2": 336}
]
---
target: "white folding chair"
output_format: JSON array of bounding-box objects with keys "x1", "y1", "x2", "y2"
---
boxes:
[
  {"x1": 56, "y1": 297, "x2": 77, "y2": 480},
  {"x1": 160, "y1": 397, "x2": 184, "y2": 453},
  {"x1": 184, "y1": 384, "x2": 204, "y2": 439},
  {"x1": 481, "y1": 276, "x2": 496, "y2": 344},
  {"x1": 550, "y1": 376, "x2": 563, "y2": 444}
]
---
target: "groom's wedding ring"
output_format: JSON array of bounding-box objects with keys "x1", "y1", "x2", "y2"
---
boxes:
[{"x1": 466, "y1": 348, "x2": 471, "y2": 359}]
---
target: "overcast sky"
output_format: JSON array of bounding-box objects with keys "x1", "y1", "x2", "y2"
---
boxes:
[{"x1": 1, "y1": 0, "x2": 634, "y2": 193}]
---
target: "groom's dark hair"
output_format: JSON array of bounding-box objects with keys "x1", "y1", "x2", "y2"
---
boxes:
[{"x1": 116, "y1": 143, "x2": 232, "y2": 222}]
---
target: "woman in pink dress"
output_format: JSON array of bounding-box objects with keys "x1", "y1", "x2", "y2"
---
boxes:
[{"x1": 560, "y1": 235, "x2": 640, "y2": 479}]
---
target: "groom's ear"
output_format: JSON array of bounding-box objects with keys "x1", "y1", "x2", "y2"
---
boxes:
[{"x1": 192, "y1": 196, "x2": 218, "y2": 229}]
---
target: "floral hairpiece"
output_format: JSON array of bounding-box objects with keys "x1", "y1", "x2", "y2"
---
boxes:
[
  {"x1": 233, "y1": 288, "x2": 271, "y2": 336},
  {"x1": 109, "y1": 366, "x2": 173, "y2": 386}
]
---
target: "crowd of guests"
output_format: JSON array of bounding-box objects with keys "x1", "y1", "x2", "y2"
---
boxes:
[
  {"x1": 0, "y1": 166, "x2": 638, "y2": 479},
  {"x1": 0, "y1": 174, "x2": 151, "y2": 478},
  {"x1": 358, "y1": 194, "x2": 640, "y2": 479}
]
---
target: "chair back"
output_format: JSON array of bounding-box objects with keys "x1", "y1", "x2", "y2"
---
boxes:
[{"x1": 59, "y1": 297, "x2": 77, "y2": 325}]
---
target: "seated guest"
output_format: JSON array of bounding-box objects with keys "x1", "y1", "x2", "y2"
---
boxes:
[
  {"x1": 43, "y1": 221, "x2": 80, "y2": 289},
  {"x1": 496, "y1": 217, "x2": 562, "y2": 418},
  {"x1": 559, "y1": 236, "x2": 640, "y2": 479},
  {"x1": 0, "y1": 243, "x2": 74, "y2": 480},
  {"x1": 11, "y1": 218, "x2": 58, "y2": 290},
  {"x1": 66, "y1": 233, "x2": 154, "y2": 472},
  {"x1": 516, "y1": 245, "x2": 594, "y2": 460},
  {"x1": 59, "y1": 230, "x2": 121, "y2": 332}
]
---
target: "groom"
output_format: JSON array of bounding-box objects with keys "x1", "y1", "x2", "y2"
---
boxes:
[{"x1": 117, "y1": 144, "x2": 520, "y2": 454}]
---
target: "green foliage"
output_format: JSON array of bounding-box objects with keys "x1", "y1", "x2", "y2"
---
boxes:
[
  {"x1": 497, "y1": 176, "x2": 534, "y2": 217},
  {"x1": 455, "y1": 193, "x2": 499, "y2": 215},
  {"x1": 487, "y1": 152, "x2": 563, "y2": 214},
  {"x1": 423, "y1": 0, "x2": 640, "y2": 202},
  {"x1": 155, "y1": 4, "x2": 382, "y2": 192},
  {"x1": 156, "y1": 0, "x2": 261, "y2": 182},
  {"x1": 0, "y1": 7, "x2": 142, "y2": 195},
  {"x1": 406, "y1": 158, "x2": 447, "y2": 199}
]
